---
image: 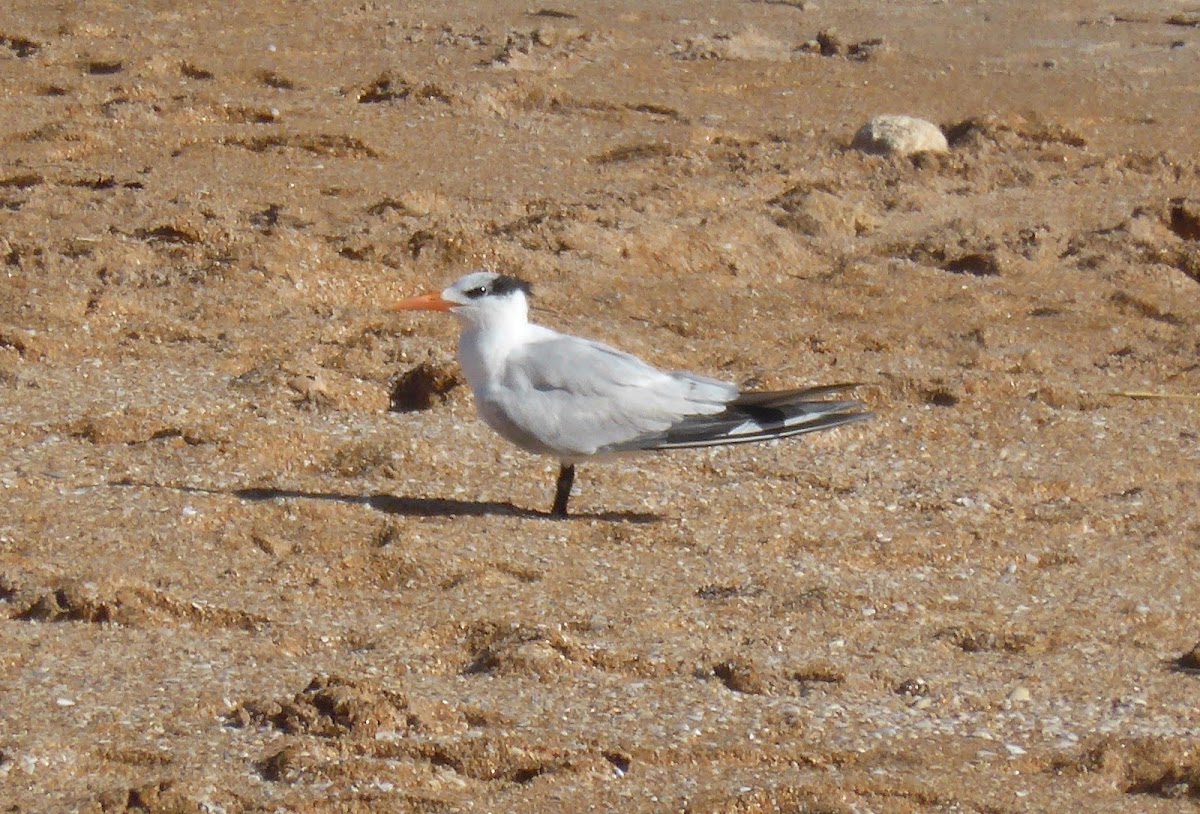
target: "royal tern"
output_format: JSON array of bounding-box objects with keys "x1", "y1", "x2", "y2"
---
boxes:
[{"x1": 392, "y1": 270, "x2": 871, "y2": 517}]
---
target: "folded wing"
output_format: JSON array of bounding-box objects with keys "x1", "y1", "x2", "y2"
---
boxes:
[
  {"x1": 605, "y1": 384, "x2": 871, "y2": 452},
  {"x1": 485, "y1": 331, "x2": 738, "y2": 458}
]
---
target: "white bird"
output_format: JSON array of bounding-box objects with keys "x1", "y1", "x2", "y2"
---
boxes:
[{"x1": 392, "y1": 270, "x2": 871, "y2": 518}]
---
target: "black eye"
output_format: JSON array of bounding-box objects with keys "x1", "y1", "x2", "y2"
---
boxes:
[{"x1": 464, "y1": 285, "x2": 488, "y2": 299}]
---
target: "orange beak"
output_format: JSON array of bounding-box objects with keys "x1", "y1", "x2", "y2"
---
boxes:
[{"x1": 391, "y1": 291, "x2": 454, "y2": 312}]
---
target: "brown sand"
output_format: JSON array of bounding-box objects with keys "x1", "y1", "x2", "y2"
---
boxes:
[{"x1": 1, "y1": 1, "x2": 1199, "y2": 811}]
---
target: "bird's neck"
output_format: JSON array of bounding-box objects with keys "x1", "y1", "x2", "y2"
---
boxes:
[
  {"x1": 456, "y1": 310, "x2": 533, "y2": 391},
  {"x1": 455, "y1": 300, "x2": 530, "y2": 338}
]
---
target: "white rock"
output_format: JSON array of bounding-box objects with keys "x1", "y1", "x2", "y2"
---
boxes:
[{"x1": 852, "y1": 114, "x2": 948, "y2": 156}]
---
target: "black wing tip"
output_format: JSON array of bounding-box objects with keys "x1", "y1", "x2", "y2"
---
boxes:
[
  {"x1": 620, "y1": 405, "x2": 874, "y2": 452},
  {"x1": 771, "y1": 406, "x2": 874, "y2": 436}
]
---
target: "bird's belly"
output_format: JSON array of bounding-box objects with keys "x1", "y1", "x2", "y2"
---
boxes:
[{"x1": 474, "y1": 396, "x2": 563, "y2": 458}]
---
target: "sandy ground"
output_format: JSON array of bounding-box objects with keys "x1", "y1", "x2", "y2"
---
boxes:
[{"x1": 2, "y1": 1, "x2": 1199, "y2": 811}]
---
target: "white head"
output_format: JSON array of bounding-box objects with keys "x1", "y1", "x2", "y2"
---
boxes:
[{"x1": 392, "y1": 270, "x2": 533, "y2": 329}]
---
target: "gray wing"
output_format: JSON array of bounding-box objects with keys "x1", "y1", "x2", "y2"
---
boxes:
[
  {"x1": 483, "y1": 333, "x2": 737, "y2": 459},
  {"x1": 604, "y1": 384, "x2": 872, "y2": 452}
]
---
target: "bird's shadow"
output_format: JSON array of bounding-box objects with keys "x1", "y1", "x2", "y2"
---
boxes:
[
  {"x1": 235, "y1": 487, "x2": 660, "y2": 523},
  {"x1": 111, "y1": 481, "x2": 659, "y2": 523}
]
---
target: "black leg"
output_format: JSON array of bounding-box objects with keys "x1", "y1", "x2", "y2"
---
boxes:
[{"x1": 551, "y1": 464, "x2": 575, "y2": 518}]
